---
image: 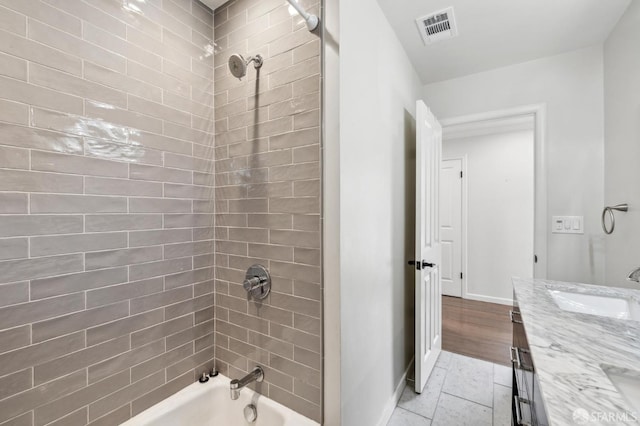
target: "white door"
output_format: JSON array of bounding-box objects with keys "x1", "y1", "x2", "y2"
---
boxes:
[
  {"x1": 440, "y1": 159, "x2": 463, "y2": 298},
  {"x1": 414, "y1": 100, "x2": 442, "y2": 393}
]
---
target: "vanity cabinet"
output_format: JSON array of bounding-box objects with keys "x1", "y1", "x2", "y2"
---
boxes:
[{"x1": 511, "y1": 292, "x2": 548, "y2": 426}]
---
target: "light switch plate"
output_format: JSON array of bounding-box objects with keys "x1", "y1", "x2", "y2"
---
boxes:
[{"x1": 552, "y1": 216, "x2": 584, "y2": 234}]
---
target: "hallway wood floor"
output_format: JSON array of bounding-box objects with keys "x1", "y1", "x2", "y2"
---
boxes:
[{"x1": 442, "y1": 296, "x2": 512, "y2": 366}]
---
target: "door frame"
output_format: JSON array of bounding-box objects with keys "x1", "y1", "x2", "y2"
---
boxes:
[
  {"x1": 440, "y1": 156, "x2": 467, "y2": 299},
  {"x1": 440, "y1": 103, "x2": 548, "y2": 281}
]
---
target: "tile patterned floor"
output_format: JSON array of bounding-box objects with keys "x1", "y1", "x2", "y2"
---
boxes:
[{"x1": 388, "y1": 351, "x2": 512, "y2": 426}]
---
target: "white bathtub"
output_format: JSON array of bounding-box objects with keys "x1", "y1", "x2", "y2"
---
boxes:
[{"x1": 121, "y1": 374, "x2": 319, "y2": 426}]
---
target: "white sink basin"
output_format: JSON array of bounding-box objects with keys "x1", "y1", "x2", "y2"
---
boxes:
[
  {"x1": 602, "y1": 366, "x2": 640, "y2": 413},
  {"x1": 548, "y1": 289, "x2": 640, "y2": 321}
]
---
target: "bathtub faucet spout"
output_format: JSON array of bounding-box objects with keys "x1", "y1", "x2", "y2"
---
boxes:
[{"x1": 230, "y1": 366, "x2": 264, "y2": 400}]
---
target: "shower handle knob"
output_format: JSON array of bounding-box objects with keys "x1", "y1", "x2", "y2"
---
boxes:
[
  {"x1": 243, "y1": 265, "x2": 271, "y2": 300},
  {"x1": 243, "y1": 276, "x2": 266, "y2": 292}
]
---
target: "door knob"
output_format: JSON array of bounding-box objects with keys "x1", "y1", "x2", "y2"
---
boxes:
[{"x1": 407, "y1": 260, "x2": 436, "y2": 270}]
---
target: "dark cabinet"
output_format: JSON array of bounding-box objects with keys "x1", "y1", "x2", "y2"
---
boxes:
[{"x1": 511, "y1": 292, "x2": 548, "y2": 426}]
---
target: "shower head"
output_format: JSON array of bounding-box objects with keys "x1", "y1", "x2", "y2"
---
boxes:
[
  {"x1": 228, "y1": 53, "x2": 263, "y2": 79},
  {"x1": 228, "y1": 54, "x2": 247, "y2": 79}
]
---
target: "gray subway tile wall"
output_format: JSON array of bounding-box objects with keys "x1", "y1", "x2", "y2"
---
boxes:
[
  {"x1": 213, "y1": 0, "x2": 322, "y2": 422},
  {"x1": 0, "y1": 1, "x2": 217, "y2": 425}
]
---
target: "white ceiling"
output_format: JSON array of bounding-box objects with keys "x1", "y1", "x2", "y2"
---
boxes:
[{"x1": 377, "y1": 0, "x2": 631, "y2": 84}]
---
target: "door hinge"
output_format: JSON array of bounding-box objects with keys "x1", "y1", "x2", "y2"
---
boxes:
[
  {"x1": 534, "y1": 254, "x2": 538, "y2": 263},
  {"x1": 460, "y1": 272, "x2": 463, "y2": 279},
  {"x1": 460, "y1": 171, "x2": 463, "y2": 178}
]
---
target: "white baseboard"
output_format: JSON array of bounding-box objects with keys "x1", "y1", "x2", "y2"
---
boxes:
[
  {"x1": 464, "y1": 292, "x2": 513, "y2": 306},
  {"x1": 376, "y1": 358, "x2": 414, "y2": 426}
]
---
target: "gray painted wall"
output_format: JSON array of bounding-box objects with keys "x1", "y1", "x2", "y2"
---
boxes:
[
  {"x1": 339, "y1": 0, "x2": 423, "y2": 424},
  {"x1": 424, "y1": 46, "x2": 606, "y2": 286},
  {"x1": 604, "y1": 1, "x2": 640, "y2": 287}
]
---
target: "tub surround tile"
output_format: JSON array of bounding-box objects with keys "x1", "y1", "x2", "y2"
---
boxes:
[
  {"x1": 31, "y1": 150, "x2": 129, "y2": 178},
  {"x1": 0, "y1": 254, "x2": 84, "y2": 284},
  {"x1": 268, "y1": 384, "x2": 322, "y2": 422},
  {"x1": 0, "y1": 369, "x2": 32, "y2": 401},
  {"x1": 0, "y1": 238, "x2": 28, "y2": 261},
  {"x1": 0, "y1": 281, "x2": 28, "y2": 308},
  {"x1": 131, "y1": 315, "x2": 194, "y2": 349},
  {"x1": 0, "y1": 74, "x2": 84, "y2": 115},
  {"x1": 30, "y1": 232, "x2": 128, "y2": 257},
  {"x1": 131, "y1": 343, "x2": 193, "y2": 383},
  {"x1": 88, "y1": 372, "x2": 165, "y2": 421},
  {"x1": 513, "y1": 278, "x2": 640, "y2": 425},
  {"x1": 0, "y1": 332, "x2": 84, "y2": 379},
  {"x1": 0, "y1": 0, "x2": 325, "y2": 423},
  {"x1": 32, "y1": 301, "x2": 130, "y2": 343},
  {"x1": 0, "y1": 48, "x2": 26, "y2": 80},
  {"x1": 129, "y1": 229, "x2": 193, "y2": 247},
  {"x1": 0, "y1": 1, "x2": 215, "y2": 424},
  {"x1": 213, "y1": 0, "x2": 322, "y2": 420},
  {"x1": 87, "y1": 309, "x2": 165, "y2": 346},
  {"x1": 130, "y1": 371, "x2": 193, "y2": 417},
  {"x1": 0, "y1": 169, "x2": 83, "y2": 193},
  {"x1": 84, "y1": 246, "x2": 163, "y2": 270},
  {"x1": 0, "y1": 412, "x2": 33, "y2": 426},
  {"x1": 87, "y1": 404, "x2": 130, "y2": 426},
  {"x1": 0, "y1": 293, "x2": 85, "y2": 330},
  {"x1": 34, "y1": 336, "x2": 130, "y2": 385},
  {"x1": 85, "y1": 214, "x2": 163, "y2": 232},
  {"x1": 46, "y1": 408, "x2": 88, "y2": 426},
  {"x1": 2, "y1": 0, "x2": 82, "y2": 36},
  {"x1": 86, "y1": 277, "x2": 164, "y2": 309},
  {"x1": 0, "y1": 370, "x2": 87, "y2": 424},
  {"x1": 88, "y1": 340, "x2": 165, "y2": 384},
  {"x1": 166, "y1": 320, "x2": 214, "y2": 351},
  {"x1": 0, "y1": 326, "x2": 30, "y2": 355},
  {"x1": 0, "y1": 193, "x2": 28, "y2": 214},
  {"x1": 30, "y1": 267, "x2": 128, "y2": 300},
  {"x1": 30, "y1": 194, "x2": 127, "y2": 214},
  {"x1": 85, "y1": 176, "x2": 163, "y2": 197},
  {"x1": 38, "y1": 0, "x2": 127, "y2": 38}
]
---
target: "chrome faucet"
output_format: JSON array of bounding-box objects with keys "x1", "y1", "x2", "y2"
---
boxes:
[
  {"x1": 627, "y1": 267, "x2": 640, "y2": 283},
  {"x1": 230, "y1": 366, "x2": 264, "y2": 400}
]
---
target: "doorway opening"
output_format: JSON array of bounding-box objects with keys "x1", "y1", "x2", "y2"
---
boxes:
[{"x1": 438, "y1": 105, "x2": 546, "y2": 365}]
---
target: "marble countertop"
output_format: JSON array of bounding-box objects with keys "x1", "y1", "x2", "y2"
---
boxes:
[{"x1": 513, "y1": 278, "x2": 640, "y2": 426}]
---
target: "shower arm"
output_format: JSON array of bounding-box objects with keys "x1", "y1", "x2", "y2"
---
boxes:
[
  {"x1": 286, "y1": 0, "x2": 319, "y2": 31},
  {"x1": 246, "y1": 55, "x2": 263, "y2": 69}
]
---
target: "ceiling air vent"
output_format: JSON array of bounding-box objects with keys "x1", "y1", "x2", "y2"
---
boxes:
[{"x1": 415, "y1": 7, "x2": 458, "y2": 45}]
